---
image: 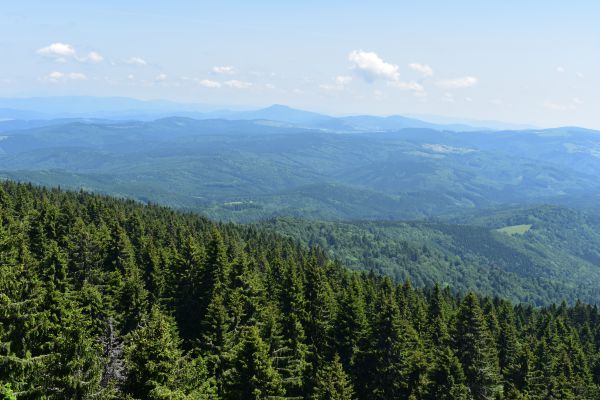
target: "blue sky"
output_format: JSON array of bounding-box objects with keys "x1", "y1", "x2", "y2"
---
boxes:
[{"x1": 1, "y1": 0, "x2": 599, "y2": 128}]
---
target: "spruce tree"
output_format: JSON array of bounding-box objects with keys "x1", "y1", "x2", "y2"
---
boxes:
[
  {"x1": 124, "y1": 305, "x2": 214, "y2": 399},
  {"x1": 425, "y1": 347, "x2": 470, "y2": 400},
  {"x1": 313, "y1": 354, "x2": 355, "y2": 400},
  {"x1": 223, "y1": 325, "x2": 285, "y2": 400},
  {"x1": 455, "y1": 293, "x2": 503, "y2": 400}
]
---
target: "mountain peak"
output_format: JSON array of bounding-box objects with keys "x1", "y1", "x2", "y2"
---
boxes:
[{"x1": 262, "y1": 104, "x2": 294, "y2": 111}]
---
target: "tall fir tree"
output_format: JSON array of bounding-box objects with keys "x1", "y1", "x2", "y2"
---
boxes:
[
  {"x1": 223, "y1": 325, "x2": 285, "y2": 400},
  {"x1": 455, "y1": 293, "x2": 503, "y2": 400},
  {"x1": 313, "y1": 354, "x2": 355, "y2": 400}
]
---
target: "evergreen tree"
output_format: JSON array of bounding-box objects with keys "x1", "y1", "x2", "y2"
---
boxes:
[
  {"x1": 313, "y1": 354, "x2": 355, "y2": 400},
  {"x1": 363, "y1": 280, "x2": 428, "y2": 399},
  {"x1": 201, "y1": 290, "x2": 231, "y2": 396},
  {"x1": 455, "y1": 293, "x2": 503, "y2": 400},
  {"x1": 174, "y1": 235, "x2": 207, "y2": 342},
  {"x1": 303, "y1": 255, "x2": 336, "y2": 394},
  {"x1": 425, "y1": 347, "x2": 470, "y2": 400},
  {"x1": 124, "y1": 305, "x2": 214, "y2": 399},
  {"x1": 273, "y1": 259, "x2": 309, "y2": 396},
  {"x1": 223, "y1": 325, "x2": 285, "y2": 400}
]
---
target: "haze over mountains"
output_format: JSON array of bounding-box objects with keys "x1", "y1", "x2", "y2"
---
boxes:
[{"x1": 0, "y1": 96, "x2": 535, "y2": 131}]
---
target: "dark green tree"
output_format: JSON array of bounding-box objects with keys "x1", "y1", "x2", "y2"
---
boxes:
[
  {"x1": 223, "y1": 325, "x2": 285, "y2": 400},
  {"x1": 313, "y1": 354, "x2": 355, "y2": 400},
  {"x1": 455, "y1": 293, "x2": 503, "y2": 400}
]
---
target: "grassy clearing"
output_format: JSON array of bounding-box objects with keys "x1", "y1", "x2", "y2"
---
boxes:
[{"x1": 496, "y1": 224, "x2": 532, "y2": 235}]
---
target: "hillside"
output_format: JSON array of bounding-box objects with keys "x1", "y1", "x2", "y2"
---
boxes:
[
  {"x1": 2, "y1": 181, "x2": 600, "y2": 399},
  {"x1": 260, "y1": 205, "x2": 600, "y2": 305},
  {"x1": 1, "y1": 118, "x2": 600, "y2": 222}
]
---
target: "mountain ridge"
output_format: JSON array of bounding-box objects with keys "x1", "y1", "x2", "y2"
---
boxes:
[{"x1": 0, "y1": 96, "x2": 543, "y2": 132}]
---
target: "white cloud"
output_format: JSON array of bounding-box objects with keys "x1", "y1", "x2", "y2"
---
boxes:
[
  {"x1": 126, "y1": 57, "x2": 147, "y2": 66},
  {"x1": 213, "y1": 65, "x2": 236, "y2": 74},
  {"x1": 347, "y1": 51, "x2": 427, "y2": 95},
  {"x1": 38, "y1": 43, "x2": 103, "y2": 64},
  {"x1": 348, "y1": 50, "x2": 400, "y2": 82},
  {"x1": 556, "y1": 66, "x2": 565, "y2": 73},
  {"x1": 155, "y1": 73, "x2": 167, "y2": 81},
  {"x1": 42, "y1": 71, "x2": 87, "y2": 82},
  {"x1": 37, "y1": 42, "x2": 76, "y2": 58},
  {"x1": 46, "y1": 71, "x2": 65, "y2": 81},
  {"x1": 408, "y1": 62, "x2": 434, "y2": 77},
  {"x1": 436, "y1": 76, "x2": 478, "y2": 89},
  {"x1": 224, "y1": 79, "x2": 252, "y2": 89},
  {"x1": 198, "y1": 79, "x2": 221, "y2": 88},
  {"x1": 84, "y1": 51, "x2": 104, "y2": 63},
  {"x1": 573, "y1": 97, "x2": 583, "y2": 105},
  {"x1": 265, "y1": 83, "x2": 276, "y2": 89},
  {"x1": 577, "y1": 72, "x2": 585, "y2": 79}
]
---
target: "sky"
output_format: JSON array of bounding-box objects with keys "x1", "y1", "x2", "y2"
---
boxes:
[{"x1": 1, "y1": 0, "x2": 599, "y2": 128}]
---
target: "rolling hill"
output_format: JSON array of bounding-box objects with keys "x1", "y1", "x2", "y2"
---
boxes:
[
  {"x1": 1, "y1": 117, "x2": 600, "y2": 222},
  {"x1": 259, "y1": 205, "x2": 600, "y2": 305}
]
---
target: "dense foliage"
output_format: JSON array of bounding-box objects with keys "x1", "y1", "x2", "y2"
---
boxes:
[
  {"x1": 2, "y1": 181, "x2": 600, "y2": 399},
  {"x1": 261, "y1": 211, "x2": 600, "y2": 305}
]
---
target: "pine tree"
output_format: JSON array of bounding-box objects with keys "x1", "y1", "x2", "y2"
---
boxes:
[
  {"x1": 313, "y1": 354, "x2": 355, "y2": 400},
  {"x1": 273, "y1": 259, "x2": 309, "y2": 396},
  {"x1": 497, "y1": 303, "x2": 521, "y2": 391},
  {"x1": 124, "y1": 305, "x2": 214, "y2": 399},
  {"x1": 223, "y1": 325, "x2": 285, "y2": 400},
  {"x1": 118, "y1": 260, "x2": 149, "y2": 333},
  {"x1": 455, "y1": 293, "x2": 503, "y2": 400},
  {"x1": 333, "y1": 275, "x2": 369, "y2": 369},
  {"x1": 174, "y1": 235, "x2": 207, "y2": 342},
  {"x1": 425, "y1": 346, "x2": 470, "y2": 400},
  {"x1": 364, "y1": 280, "x2": 428, "y2": 400},
  {"x1": 47, "y1": 303, "x2": 103, "y2": 399},
  {"x1": 201, "y1": 291, "x2": 231, "y2": 396}
]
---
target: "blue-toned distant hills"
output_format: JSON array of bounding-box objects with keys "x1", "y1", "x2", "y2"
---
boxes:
[{"x1": 0, "y1": 96, "x2": 532, "y2": 131}]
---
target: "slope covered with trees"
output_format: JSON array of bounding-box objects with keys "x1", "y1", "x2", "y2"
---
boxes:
[
  {"x1": 2, "y1": 181, "x2": 600, "y2": 399},
  {"x1": 260, "y1": 208, "x2": 600, "y2": 305},
  {"x1": 2, "y1": 119, "x2": 600, "y2": 222}
]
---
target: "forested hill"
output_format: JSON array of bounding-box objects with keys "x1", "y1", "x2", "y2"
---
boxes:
[
  {"x1": 2, "y1": 119, "x2": 600, "y2": 222},
  {"x1": 2, "y1": 181, "x2": 600, "y2": 399},
  {"x1": 260, "y1": 208, "x2": 600, "y2": 306}
]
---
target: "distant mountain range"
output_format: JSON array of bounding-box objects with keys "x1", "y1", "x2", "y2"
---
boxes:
[{"x1": 0, "y1": 96, "x2": 534, "y2": 132}]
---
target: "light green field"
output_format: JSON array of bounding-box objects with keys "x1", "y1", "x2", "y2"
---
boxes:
[{"x1": 496, "y1": 224, "x2": 532, "y2": 235}]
